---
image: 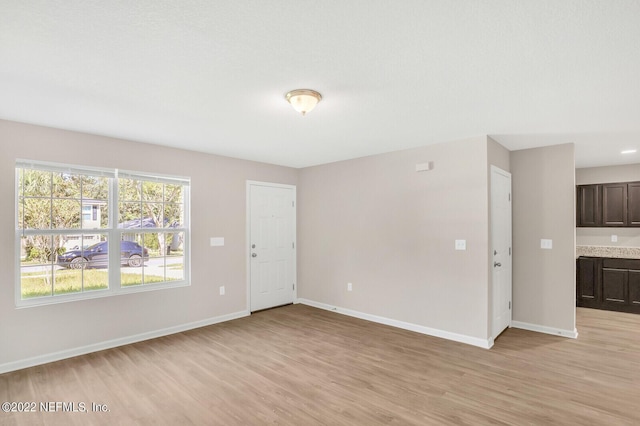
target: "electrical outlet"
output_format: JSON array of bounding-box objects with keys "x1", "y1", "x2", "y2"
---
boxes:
[
  {"x1": 540, "y1": 239, "x2": 553, "y2": 250},
  {"x1": 219, "y1": 286, "x2": 225, "y2": 296},
  {"x1": 455, "y1": 240, "x2": 466, "y2": 250},
  {"x1": 347, "y1": 282, "x2": 353, "y2": 292},
  {"x1": 611, "y1": 235, "x2": 618, "y2": 243}
]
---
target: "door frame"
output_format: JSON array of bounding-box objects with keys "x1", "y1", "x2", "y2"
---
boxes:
[
  {"x1": 490, "y1": 165, "x2": 512, "y2": 341},
  {"x1": 246, "y1": 180, "x2": 297, "y2": 313}
]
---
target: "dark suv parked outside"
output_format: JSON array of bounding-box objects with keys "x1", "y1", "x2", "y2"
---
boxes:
[{"x1": 57, "y1": 241, "x2": 149, "y2": 269}]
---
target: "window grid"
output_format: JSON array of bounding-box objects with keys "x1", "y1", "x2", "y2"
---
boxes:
[{"x1": 15, "y1": 161, "x2": 190, "y2": 307}]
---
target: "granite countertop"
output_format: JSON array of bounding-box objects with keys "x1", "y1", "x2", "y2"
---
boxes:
[{"x1": 576, "y1": 245, "x2": 640, "y2": 259}]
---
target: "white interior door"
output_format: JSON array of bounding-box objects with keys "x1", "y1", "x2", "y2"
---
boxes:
[
  {"x1": 248, "y1": 182, "x2": 296, "y2": 312},
  {"x1": 491, "y1": 166, "x2": 512, "y2": 339}
]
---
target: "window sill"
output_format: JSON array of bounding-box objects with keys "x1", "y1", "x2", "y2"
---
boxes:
[{"x1": 15, "y1": 280, "x2": 191, "y2": 309}]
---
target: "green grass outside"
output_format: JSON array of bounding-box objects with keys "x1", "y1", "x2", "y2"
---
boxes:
[
  {"x1": 167, "y1": 263, "x2": 183, "y2": 270},
  {"x1": 21, "y1": 269, "x2": 170, "y2": 299},
  {"x1": 20, "y1": 270, "x2": 50, "y2": 277}
]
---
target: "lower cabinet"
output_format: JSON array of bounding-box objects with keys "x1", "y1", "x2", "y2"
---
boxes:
[
  {"x1": 577, "y1": 257, "x2": 640, "y2": 314},
  {"x1": 576, "y1": 257, "x2": 600, "y2": 308}
]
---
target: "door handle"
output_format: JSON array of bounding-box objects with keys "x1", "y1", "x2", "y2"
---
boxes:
[
  {"x1": 494, "y1": 262, "x2": 502, "y2": 267},
  {"x1": 252, "y1": 253, "x2": 257, "y2": 258}
]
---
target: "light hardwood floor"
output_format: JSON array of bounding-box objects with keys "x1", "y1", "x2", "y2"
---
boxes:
[{"x1": 1, "y1": 305, "x2": 639, "y2": 425}]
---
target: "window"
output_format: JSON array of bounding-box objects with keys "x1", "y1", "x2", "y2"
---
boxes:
[{"x1": 16, "y1": 160, "x2": 190, "y2": 307}]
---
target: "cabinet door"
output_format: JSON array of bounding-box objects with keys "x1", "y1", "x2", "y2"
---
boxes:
[
  {"x1": 627, "y1": 182, "x2": 640, "y2": 226},
  {"x1": 577, "y1": 257, "x2": 600, "y2": 308},
  {"x1": 577, "y1": 185, "x2": 600, "y2": 227},
  {"x1": 602, "y1": 268, "x2": 628, "y2": 309},
  {"x1": 602, "y1": 183, "x2": 627, "y2": 226},
  {"x1": 629, "y1": 270, "x2": 640, "y2": 310}
]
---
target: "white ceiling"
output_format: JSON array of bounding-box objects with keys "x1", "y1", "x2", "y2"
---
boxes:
[{"x1": 1, "y1": 1, "x2": 640, "y2": 169}]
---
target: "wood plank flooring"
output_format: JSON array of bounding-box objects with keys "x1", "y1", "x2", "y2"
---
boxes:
[{"x1": 1, "y1": 305, "x2": 639, "y2": 425}]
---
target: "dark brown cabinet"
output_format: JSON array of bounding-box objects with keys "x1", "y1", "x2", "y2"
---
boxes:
[
  {"x1": 577, "y1": 185, "x2": 600, "y2": 226},
  {"x1": 576, "y1": 256, "x2": 600, "y2": 308},
  {"x1": 577, "y1": 256, "x2": 640, "y2": 314},
  {"x1": 602, "y1": 183, "x2": 627, "y2": 226},
  {"x1": 628, "y1": 182, "x2": 640, "y2": 225},
  {"x1": 602, "y1": 267, "x2": 627, "y2": 307},
  {"x1": 577, "y1": 181, "x2": 640, "y2": 227}
]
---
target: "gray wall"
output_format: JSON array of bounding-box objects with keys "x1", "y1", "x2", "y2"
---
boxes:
[
  {"x1": 487, "y1": 137, "x2": 511, "y2": 173},
  {"x1": 576, "y1": 164, "x2": 640, "y2": 247},
  {"x1": 0, "y1": 119, "x2": 579, "y2": 370},
  {"x1": 511, "y1": 143, "x2": 576, "y2": 333},
  {"x1": 576, "y1": 163, "x2": 640, "y2": 185},
  {"x1": 297, "y1": 136, "x2": 492, "y2": 342},
  {"x1": 0, "y1": 119, "x2": 297, "y2": 368}
]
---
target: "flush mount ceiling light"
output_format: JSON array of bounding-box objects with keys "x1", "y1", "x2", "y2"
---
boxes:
[
  {"x1": 621, "y1": 149, "x2": 637, "y2": 154},
  {"x1": 285, "y1": 89, "x2": 322, "y2": 116}
]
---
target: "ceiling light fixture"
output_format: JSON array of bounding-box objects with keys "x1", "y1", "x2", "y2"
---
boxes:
[
  {"x1": 621, "y1": 149, "x2": 637, "y2": 154},
  {"x1": 285, "y1": 89, "x2": 322, "y2": 116}
]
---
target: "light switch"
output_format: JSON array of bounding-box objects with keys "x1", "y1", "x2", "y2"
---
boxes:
[
  {"x1": 455, "y1": 240, "x2": 466, "y2": 250},
  {"x1": 210, "y1": 237, "x2": 224, "y2": 247},
  {"x1": 540, "y1": 239, "x2": 553, "y2": 250},
  {"x1": 415, "y1": 162, "x2": 433, "y2": 172}
]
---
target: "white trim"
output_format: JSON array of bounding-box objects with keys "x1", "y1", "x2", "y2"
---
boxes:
[
  {"x1": 246, "y1": 180, "x2": 297, "y2": 313},
  {"x1": 246, "y1": 180, "x2": 297, "y2": 189},
  {"x1": 116, "y1": 169, "x2": 190, "y2": 185},
  {"x1": 490, "y1": 165, "x2": 511, "y2": 178},
  {"x1": 0, "y1": 310, "x2": 249, "y2": 375},
  {"x1": 15, "y1": 161, "x2": 191, "y2": 308},
  {"x1": 16, "y1": 158, "x2": 115, "y2": 177},
  {"x1": 490, "y1": 165, "x2": 513, "y2": 340},
  {"x1": 15, "y1": 280, "x2": 190, "y2": 309},
  {"x1": 511, "y1": 321, "x2": 579, "y2": 339},
  {"x1": 295, "y1": 298, "x2": 493, "y2": 349},
  {"x1": 246, "y1": 182, "x2": 251, "y2": 312}
]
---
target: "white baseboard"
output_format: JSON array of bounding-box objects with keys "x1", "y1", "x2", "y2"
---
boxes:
[
  {"x1": 295, "y1": 298, "x2": 493, "y2": 349},
  {"x1": 511, "y1": 320, "x2": 578, "y2": 339},
  {"x1": 0, "y1": 310, "x2": 250, "y2": 375}
]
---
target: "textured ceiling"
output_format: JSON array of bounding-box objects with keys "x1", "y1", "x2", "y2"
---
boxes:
[{"x1": 1, "y1": 1, "x2": 639, "y2": 168}]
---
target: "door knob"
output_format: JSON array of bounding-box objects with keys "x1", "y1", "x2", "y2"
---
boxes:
[
  {"x1": 494, "y1": 262, "x2": 502, "y2": 267},
  {"x1": 252, "y1": 253, "x2": 257, "y2": 258}
]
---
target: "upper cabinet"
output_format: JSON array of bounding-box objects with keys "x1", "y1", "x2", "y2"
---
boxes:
[
  {"x1": 577, "y1": 184, "x2": 600, "y2": 226},
  {"x1": 628, "y1": 182, "x2": 640, "y2": 226},
  {"x1": 602, "y1": 183, "x2": 627, "y2": 226},
  {"x1": 577, "y1": 181, "x2": 640, "y2": 227}
]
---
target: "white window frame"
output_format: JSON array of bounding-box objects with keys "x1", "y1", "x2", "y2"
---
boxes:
[{"x1": 15, "y1": 159, "x2": 191, "y2": 308}]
